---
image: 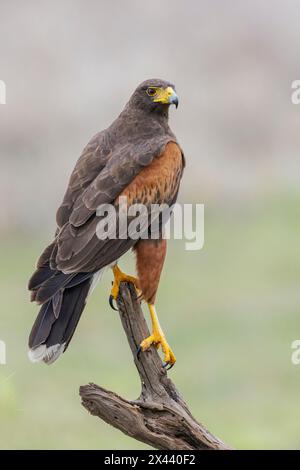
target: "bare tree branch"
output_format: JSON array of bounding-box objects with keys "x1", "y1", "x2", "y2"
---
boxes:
[{"x1": 80, "y1": 282, "x2": 231, "y2": 450}]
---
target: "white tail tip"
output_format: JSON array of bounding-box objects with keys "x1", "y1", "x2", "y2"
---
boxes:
[{"x1": 28, "y1": 343, "x2": 66, "y2": 365}]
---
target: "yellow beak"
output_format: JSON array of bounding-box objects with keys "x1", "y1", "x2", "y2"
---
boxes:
[{"x1": 153, "y1": 86, "x2": 179, "y2": 108}]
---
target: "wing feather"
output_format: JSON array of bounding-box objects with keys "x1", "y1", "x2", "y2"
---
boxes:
[{"x1": 36, "y1": 109, "x2": 183, "y2": 275}]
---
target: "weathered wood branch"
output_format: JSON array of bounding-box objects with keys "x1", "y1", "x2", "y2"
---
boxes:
[{"x1": 79, "y1": 282, "x2": 230, "y2": 450}]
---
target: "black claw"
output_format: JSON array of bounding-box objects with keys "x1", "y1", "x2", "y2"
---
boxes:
[
  {"x1": 163, "y1": 361, "x2": 175, "y2": 371},
  {"x1": 136, "y1": 346, "x2": 142, "y2": 358},
  {"x1": 109, "y1": 294, "x2": 118, "y2": 311}
]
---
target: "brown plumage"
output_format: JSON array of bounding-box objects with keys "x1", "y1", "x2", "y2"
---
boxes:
[
  {"x1": 28, "y1": 79, "x2": 184, "y2": 365},
  {"x1": 122, "y1": 141, "x2": 183, "y2": 303},
  {"x1": 119, "y1": 141, "x2": 183, "y2": 206},
  {"x1": 134, "y1": 239, "x2": 167, "y2": 304}
]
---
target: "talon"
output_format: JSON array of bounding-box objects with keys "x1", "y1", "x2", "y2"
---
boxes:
[
  {"x1": 110, "y1": 265, "x2": 140, "y2": 304},
  {"x1": 136, "y1": 345, "x2": 142, "y2": 358},
  {"x1": 139, "y1": 304, "x2": 176, "y2": 369},
  {"x1": 164, "y1": 362, "x2": 175, "y2": 371},
  {"x1": 109, "y1": 294, "x2": 118, "y2": 311}
]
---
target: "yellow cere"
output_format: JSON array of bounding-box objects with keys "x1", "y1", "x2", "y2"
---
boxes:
[{"x1": 153, "y1": 86, "x2": 175, "y2": 104}]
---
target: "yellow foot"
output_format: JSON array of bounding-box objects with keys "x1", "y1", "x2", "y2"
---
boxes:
[
  {"x1": 139, "y1": 304, "x2": 176, "y2": 369},
  {"x1": 109, "y1": 265, "x2": 140, "y2": 310}
]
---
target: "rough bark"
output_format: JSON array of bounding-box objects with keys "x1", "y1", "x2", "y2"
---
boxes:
[{"x1": 80, "y1": 282, "x2": 231, "y2": 450}]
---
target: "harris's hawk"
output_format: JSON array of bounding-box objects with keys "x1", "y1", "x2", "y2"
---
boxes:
[{"x1": 28, "y1": 79, "x2": 184, "y2": 368}]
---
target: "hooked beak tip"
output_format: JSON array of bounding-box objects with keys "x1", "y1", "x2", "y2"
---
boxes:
[{"x1": 171, "y1": 95, "x2": 179, "y2": 109}]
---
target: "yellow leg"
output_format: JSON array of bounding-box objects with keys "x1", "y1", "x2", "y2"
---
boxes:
[
  {"x1": 110, "y1": 265, "x2": 140, "y2": 301},
  {"x1": 140, "y1": 304, "x2": 176, "y2": 367}
]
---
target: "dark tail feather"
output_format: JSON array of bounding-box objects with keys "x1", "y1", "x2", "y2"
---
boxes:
[
  {"x1": 28, "y1": 264, "x2": 54, "y2": 291},
  {"x1": 28, "y1": 275, "x2": 93, "y2": 364},
  {"x1": 34, "y1": 271, "x2": 76, "y2": 305},
  {"x1": 28, "y1": 241, "x2": 57, "y2": 292}
]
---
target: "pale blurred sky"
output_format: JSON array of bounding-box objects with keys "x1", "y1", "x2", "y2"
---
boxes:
[{"x1": 0, "y1": 0, "x2": 300, "y2": 231}]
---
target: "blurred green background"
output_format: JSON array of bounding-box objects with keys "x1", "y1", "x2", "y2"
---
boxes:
[
  {"x1": 1, "y1": 0, "x2": 300, "y2": 450},
  {"x1": 1, "y1": 193, "x2": 300, "y2": 449}
]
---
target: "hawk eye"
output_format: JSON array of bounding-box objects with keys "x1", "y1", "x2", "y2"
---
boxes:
[{"x1": 146, "y1": 87, "x2": 157, "y2": 97}]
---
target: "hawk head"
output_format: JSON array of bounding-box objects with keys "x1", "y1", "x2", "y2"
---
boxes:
[{"x1": 129, "y1": 79, "x2": 179, "y2": 114}]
